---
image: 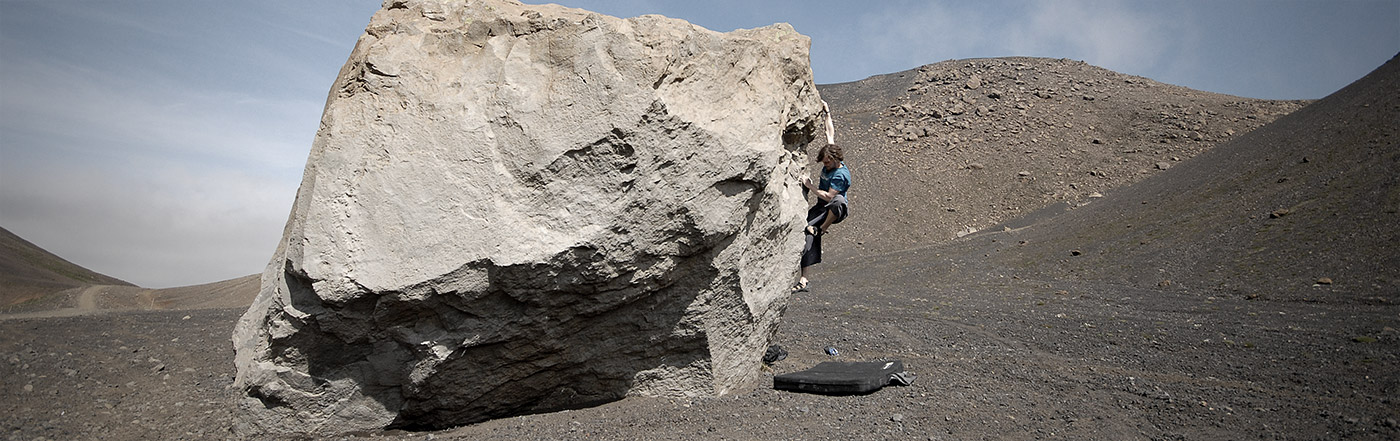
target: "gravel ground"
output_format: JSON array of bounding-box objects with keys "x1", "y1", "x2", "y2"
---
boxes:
[
  {"x1": 3, "y1": 258, "x2": 1395, "y2": 440},
  {"x1": 1, "y1": 308, "x2": 242, "y2": 441}
]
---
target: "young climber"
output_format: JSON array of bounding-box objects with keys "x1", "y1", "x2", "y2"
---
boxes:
[{"x1": 794, "y1": 143, "x2": 850, "y2": 293}]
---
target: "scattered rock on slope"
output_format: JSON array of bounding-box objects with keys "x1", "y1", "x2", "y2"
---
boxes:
[
  {"x1": 818, "y1": 57, "x2": 1308, "y2": 256},
  {"x1": 980, "y1": 54, "x2": 1400, "y2": 301}
]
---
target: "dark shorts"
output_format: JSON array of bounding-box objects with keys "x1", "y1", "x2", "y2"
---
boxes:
[{"x1": 801, "y1": 195, "x2": 848, "y2": 268}]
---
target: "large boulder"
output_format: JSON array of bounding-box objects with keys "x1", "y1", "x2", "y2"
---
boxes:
[{"x1": 231, "y1": 0, "x2": 824, "y2": 435}]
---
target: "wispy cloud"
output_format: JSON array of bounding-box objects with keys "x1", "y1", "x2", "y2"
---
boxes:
[
  {"x1": 0, "y1": 26, "x2": 317, "y2": 287},
  {"x1": 840, "y1": 0, "x2": 1189, "y2": 83},
  {"x1": 2, "y1": 58, "x2": 318, "y2": 168},
  {"x1": 1010, "y1": 1, "x2": 1184, "y2": 75},
  {"x1": 1, "y1": 158, "x2": 295, "y2": 288}
]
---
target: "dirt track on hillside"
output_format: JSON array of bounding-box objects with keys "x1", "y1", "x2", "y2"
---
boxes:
[{"x1": 0, "y1": 285, "x2": 131, "y2": 320}]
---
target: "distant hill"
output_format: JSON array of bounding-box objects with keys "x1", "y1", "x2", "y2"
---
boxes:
[
  {"x1": 0, "y1": 226, "x2": 133, "y2": 307},
  {"x1": 970, "y1": 54, "x2": 1400, "y2": 301},
  {"x1": 0, "y1": 225, "x2": 262, "y2": 316},
  {"x1": 149, "y1": 274, "x2": 261, "y2": 310},
  {"x1": 817, "y1": 57, "x2": 1308, "y2": 259}
]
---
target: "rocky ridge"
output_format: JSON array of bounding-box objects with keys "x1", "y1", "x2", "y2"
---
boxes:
[
  {"x1": 970, "y1": 54, "x2": 1400, "y2": 301},
  {"x1": 818, "y1": 57, "x2": 1307, "y2": 258}
]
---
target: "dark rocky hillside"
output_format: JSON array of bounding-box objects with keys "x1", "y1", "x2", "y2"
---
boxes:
[
  {"x1": 818, "y1": 57, "x2": 1307, "y2": 258},
  {"x1": 0, "y1": 226, "x2": 132, "y2": 308},
  {"x1": 966, "y1": 54, "x2": 1400, "y2": 303},
  {"x1": 0, "y1": 227, "x2": 256, "y2": 317}
]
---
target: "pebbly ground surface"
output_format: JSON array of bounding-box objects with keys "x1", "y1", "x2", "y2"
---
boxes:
[
  {"x1": 1, "y1": 308, "x2": 241, "y2": 441},
  {"x1": 3, "y1": 247, "x2": 1395, "y2": 441}
]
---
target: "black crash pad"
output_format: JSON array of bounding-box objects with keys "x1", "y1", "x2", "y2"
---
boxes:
[{"x1": 773, "y1": 360, "x2": 905, "y2": 395}]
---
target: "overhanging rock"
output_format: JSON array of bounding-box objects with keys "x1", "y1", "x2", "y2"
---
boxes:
[{"x1": 231, "y1": 0, "x2": 823, "y2": 435}]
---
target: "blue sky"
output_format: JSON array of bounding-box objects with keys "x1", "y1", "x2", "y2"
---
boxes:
[{"x1": 0, "y1": 0, "x2": 1396, "y2": 288}]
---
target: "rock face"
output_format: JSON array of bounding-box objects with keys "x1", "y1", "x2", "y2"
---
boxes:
[{"x1": 231, "y1": 0, "x2": 823, "y2": 435}]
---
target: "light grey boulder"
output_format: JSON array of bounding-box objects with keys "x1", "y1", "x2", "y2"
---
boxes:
[{"x1": 231, "y1": 0, "x2": 824, "y2": 436}]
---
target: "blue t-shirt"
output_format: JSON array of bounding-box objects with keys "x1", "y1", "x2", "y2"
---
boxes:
[{"x1": 819, "y1": 162, "x2": 851, "y2": 197}]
